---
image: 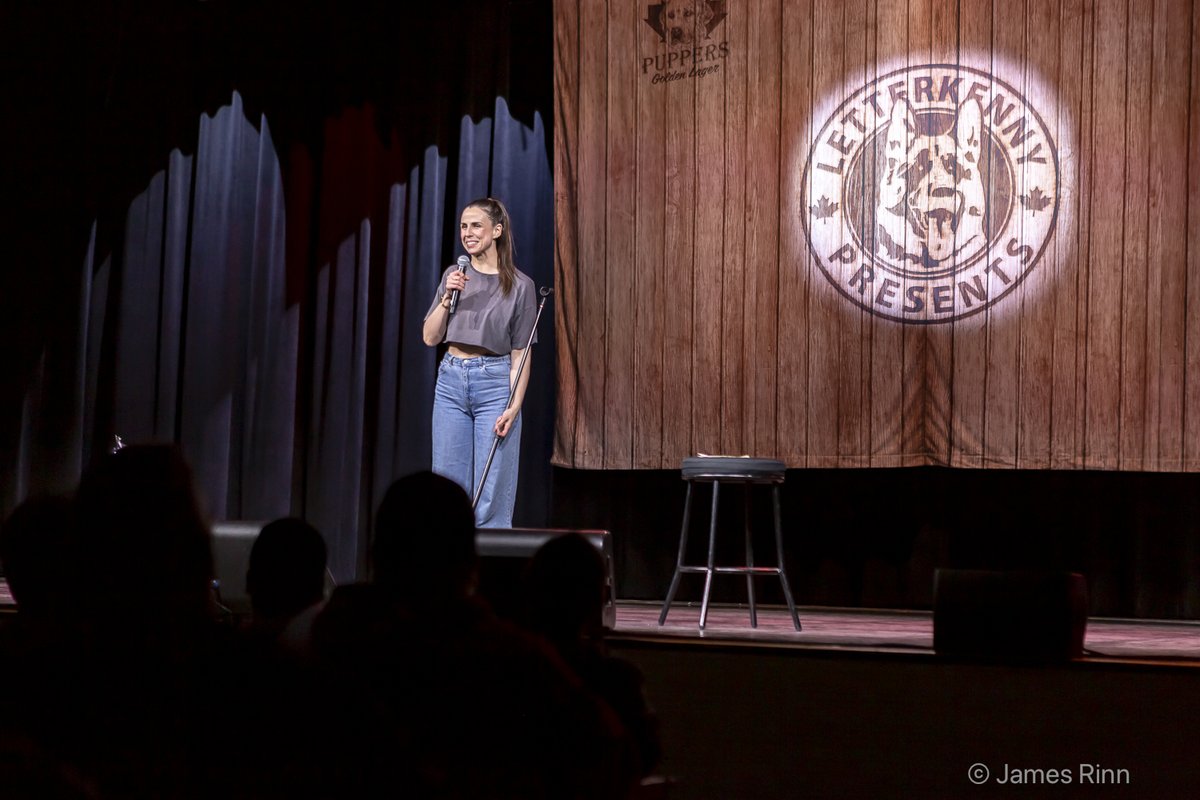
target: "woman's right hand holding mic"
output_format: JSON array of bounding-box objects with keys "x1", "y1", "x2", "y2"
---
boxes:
[{"x1": 441, "y1": 269, "x2": 469, "y2": 309}]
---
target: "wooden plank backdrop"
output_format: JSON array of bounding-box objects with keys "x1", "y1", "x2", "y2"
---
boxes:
[{"x1": 553, "y1": 0, "x2": 1200, "y2": 471}]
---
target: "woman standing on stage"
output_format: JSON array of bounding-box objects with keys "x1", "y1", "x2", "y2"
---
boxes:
[{"x1": 423, "y1": 197, "x2": 538, "y2": 529}]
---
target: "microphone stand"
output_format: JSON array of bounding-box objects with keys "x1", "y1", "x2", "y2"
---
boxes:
[{"x1": 472, "y1": 286, "x2": 552, "y2": 511}]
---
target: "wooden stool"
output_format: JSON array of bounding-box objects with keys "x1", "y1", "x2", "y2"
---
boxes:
[{"x1": 658, "y1": 457, "x2": 801, "y2": 631}]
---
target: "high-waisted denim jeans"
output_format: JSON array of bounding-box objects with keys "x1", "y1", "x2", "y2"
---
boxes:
[{"x1": 432, "y1": 352, "x2": 521, "y2": 528}]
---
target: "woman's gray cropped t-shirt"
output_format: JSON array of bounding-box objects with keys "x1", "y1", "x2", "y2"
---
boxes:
[{"x1": 426, "y1": 264, "x2": 538, "y2": 355}]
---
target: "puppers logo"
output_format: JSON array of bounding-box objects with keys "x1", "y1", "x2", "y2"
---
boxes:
[
  {"x1": 802, "y1": 63, "x2": 1060, "y2": 323},
  {"x1": 641, "y1": 1, "x2": 729, "y2": 84},
  {"x1": 645, "y1": 0, "x2": 725, "y2": 45}
]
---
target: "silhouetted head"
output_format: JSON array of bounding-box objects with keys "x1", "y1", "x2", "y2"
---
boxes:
[
  {"x1": 0, "y1": 495, "x2": 77, "y2": 622},
  {"x1": 246, "y1": 517, "x2": 327, "y2": 620},
  {"x1": 74, "y1": 444, "x2": 214, "y2": 632},
  {"x1": 522, "y1": 533, "x2": 607, "y2": 642},
  {"x1": 372, "y1": 471, "x2": 477, "y2": 603}
]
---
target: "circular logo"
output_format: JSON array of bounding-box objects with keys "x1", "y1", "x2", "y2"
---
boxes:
[{"x1": 801, "y1": 64, "x2": 1060, "y2": 323}]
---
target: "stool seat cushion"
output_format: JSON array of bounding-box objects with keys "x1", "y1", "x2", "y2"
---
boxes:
[{"x1": 681, "y1": 457, "x2": 786, "y2": 483}]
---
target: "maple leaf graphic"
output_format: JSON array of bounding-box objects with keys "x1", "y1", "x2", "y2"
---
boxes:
[
  {"x1": 1020, "y1": 187, "x2": 1052, "y2": 213},
  {"x1": 810, "y1": 195, "x2": 838, "y2": 220}
]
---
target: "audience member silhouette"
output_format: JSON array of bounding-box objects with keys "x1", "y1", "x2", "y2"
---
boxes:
[
  {"x1": 0, "y1": 728, "x2": 101, "y2": 800},
  {"x1": 72, "y1": 444, "x2": 217, "y2": 647},
  {"x1": 370, "y1": 469, "x2": 479, "y2": 608},
  {"x1": 0, "y1": 496, "x2": 96, "y2": 800},
  {"x1": 0, "y1": 445, "x2": 318, "y2": 799},
  {"x1": 522, "y1": 532, "x2": 663, "y2": 778},
  {"x1": 77, "y1": 445, "x2": 241, "y2": 796},
  {"x1": 0, "y1": 495, "x2": 79, "y2": 643},
  {"x1": 312, "y1": 470, "x2": 636, "y2": 798},
  {"x1": 0, "y1": 456, "x2": 652, "y2": 799},
  {"x1": 245, "y1": 516, "x2": 328, "y2": 655}
]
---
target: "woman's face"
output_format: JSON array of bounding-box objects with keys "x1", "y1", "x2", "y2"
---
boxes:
[{"x1": 460, "y1": 206, "x2": 502, "y2": 258}]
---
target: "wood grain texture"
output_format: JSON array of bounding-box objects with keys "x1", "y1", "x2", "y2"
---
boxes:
[
  {"x1": 553, "y1": 0, "x2": 1200, "y2": 472},
  {"x1": 1084, "y1": 0, "x2": 1127, "y2": 469},
  {"x1": 662, "y1": 16, "x2": 697, "y2": 464},
  {"x1": 836, "y1": 0, "x2": 871, "y2": 468},
  {"x1": 777, "y1": 0, "x2": 814, "y2": 465},
  {"x1": 633, "y1": 0, "x2": 667, "y2": 469},
  {"x1": 552, "y1": 0, "x2": 581, "y2": 466},
  {"x1": 746, "y1": 0, "x2": 783, "y2": 459},
  {"x1": 1146, "y1": 0, "x2": 1192, "y2": 470},
  {"x1": 719, "y1": 0, "x2": 747, "y2": 456},
  {"x1": 804, "y1": 0, "x2": 847, "y2": 468},
  {"x1": 1069, "y1": 0, "x2": 1097, "y2": 470},
  {"x1": 868, "y1": 0, "x2": 909, "y2": 466},
  {"x1": 982, "y1": 0, "x2": 1027, "y2": 468},
  {"x1": 948, "y1": 0, "x2": 990, "y2": 469},
  {"x1": 691, "y1": 0, "x2": 724, "y2": 458},
  {"x1": 574, "y1": 0, "x2": 609, "y2": 468},
  {"x1": 1016, "y1": 0, "x2": 1063, "y2": 469},
  {"x1": 1187, "y1": 0, "x2": 1200, "y2": 470},
  {"x1": 1119, "y1": 0, "x2": 1154, "y2": 468},
  {"x1": 604, "y1": 0, "x2": 637, "y2": 467}
]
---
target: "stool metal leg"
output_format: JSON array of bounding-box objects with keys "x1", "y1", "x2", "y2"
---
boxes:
[
  {"x1": 658, "y1": 481, "x2": 694, "y2": 625},
  {"x1": 744, "y1": 484, "x2": 757, "y2": 628},
  {"x1": 773, "y1": 485, "x2": 802, "y2": 631},
  {"x1": 699, "y1": 481, "x2": 720, "y2": 630}
]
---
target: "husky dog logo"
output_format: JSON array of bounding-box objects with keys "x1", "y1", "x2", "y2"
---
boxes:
[
  {"x1": 802, "y1": 64, "x2": 1060, "y2": 323},
  {"x1": 876, "y1": 96, "x2": 987, "y2": 270}
]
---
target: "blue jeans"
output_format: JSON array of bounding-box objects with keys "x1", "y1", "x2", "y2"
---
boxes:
[{"x1": 432, "y1": 352, "x2": 521, "y2": 528}]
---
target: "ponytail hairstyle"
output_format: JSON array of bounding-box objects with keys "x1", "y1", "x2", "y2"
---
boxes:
[{"x1": 466, "y1": 197, "x2": 517, "y2": 295}]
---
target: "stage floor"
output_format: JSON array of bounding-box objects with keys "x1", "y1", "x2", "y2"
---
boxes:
[
  {"x1": 6, "y1": 577, "x2": 1199, "y2": 663},
  {"x1": 615, "y1": 600, "x2": 1200, "y2": 663}
]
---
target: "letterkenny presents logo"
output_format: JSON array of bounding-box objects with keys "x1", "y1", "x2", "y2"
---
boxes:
[
  {"x1": 801, "y1": 64, "x2": 1060, "y2": 323},
  {"x1": 641, "y1": 1, "x2": 729, "y2": 85}
]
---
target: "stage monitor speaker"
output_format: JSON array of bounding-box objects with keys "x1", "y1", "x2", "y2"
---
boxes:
[
  {"x1": 933, "y1": 569, "x2": 1088, "y2": 662},
  {"x1": 211, "y1": 521, "x2": 266, "y2": 615},
  {"x1": 475, "y1": 528, "x2": 616, "y2": 630},
  {"x1": 210, "y1": 521, "x2": 335, "y2": 616}
]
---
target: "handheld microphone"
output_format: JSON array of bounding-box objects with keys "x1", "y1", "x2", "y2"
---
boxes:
[{"x1": 449, "y1": 255, "x2": 469, "y2": 314}]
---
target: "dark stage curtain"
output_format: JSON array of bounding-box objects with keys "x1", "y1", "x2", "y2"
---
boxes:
[{"x1": 2, "y1": 1, "x2": 555, "y2": 582}]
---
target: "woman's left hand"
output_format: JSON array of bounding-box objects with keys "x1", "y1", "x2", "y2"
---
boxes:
[{"x1": 494, "y1": 408, "x2": 518, "y2": 438}]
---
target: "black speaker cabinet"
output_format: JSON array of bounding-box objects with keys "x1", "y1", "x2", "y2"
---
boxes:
[
  {"x1": 213, "y1": 523, "x2": 615, "y2": 628},
  {"x1": 210, "y1": 521, "x2": 267, "y2": 615},
  {"x1": 210, "y1": 521, "x2": 336, "y2": 616},
  {"x1": 475, "y1": 528, "x2": 616, "y2": 629},
  {"x1": 933, "y1": 569, "x2": 1088, "y2": 662}
]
